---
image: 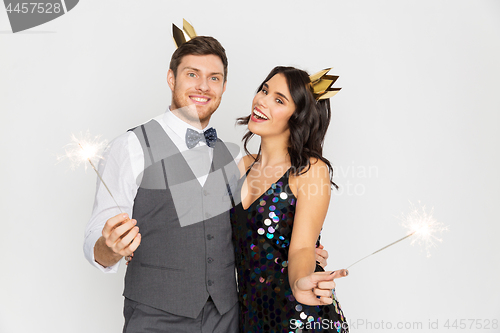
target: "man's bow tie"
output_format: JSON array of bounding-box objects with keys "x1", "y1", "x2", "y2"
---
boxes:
[{"x1": 185, "y1": 127, "x2": 217, "y2": 149}]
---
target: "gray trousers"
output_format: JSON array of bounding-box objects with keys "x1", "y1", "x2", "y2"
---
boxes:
[{"x1": 123, "y1": 298, "x2": 239, "y2": 333}]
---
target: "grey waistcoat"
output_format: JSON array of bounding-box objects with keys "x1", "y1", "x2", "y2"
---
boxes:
[{"x1": 123, "y1": 120, "x2": 239, "y2": 319}]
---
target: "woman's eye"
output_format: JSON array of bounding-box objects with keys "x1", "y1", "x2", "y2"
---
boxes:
[
  {"x1": 276, "y1": 98, "x2": 283, "y2": 105},
  {"x1": 261, "y1": 89, "x2": 268, "y2": 95}
]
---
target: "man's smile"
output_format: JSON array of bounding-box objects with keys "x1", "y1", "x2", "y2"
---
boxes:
[{"x1": 189, "y1": 95, "x2": 211, "y2": 104}]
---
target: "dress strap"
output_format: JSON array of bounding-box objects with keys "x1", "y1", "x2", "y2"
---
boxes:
[{"x1": 246, "y1": 163, "x2": 293, "y2": 178}]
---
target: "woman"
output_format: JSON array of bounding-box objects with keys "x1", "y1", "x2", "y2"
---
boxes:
[{"x1": 231, "y1": 66, "x2": 349, "y2": 332}]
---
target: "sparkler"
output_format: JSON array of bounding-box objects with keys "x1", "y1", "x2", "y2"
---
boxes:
[
  {"x1": 346, "y1": 202, "x2": 447, "y2": 269},
  {"x1": 59, "y1": 131, "x2": 123, "y2": 213}
]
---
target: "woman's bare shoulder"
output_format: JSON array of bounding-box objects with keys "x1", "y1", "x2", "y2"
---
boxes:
[
  {"x1": 298, "y1": 158, "x2": 330, "y2": 181},
  {"x1": 237, "y1": 154, "x2": 258, "y2": 177},
  {"x1": 288, "y1": 158, "x2": 331, "y2": 198}
]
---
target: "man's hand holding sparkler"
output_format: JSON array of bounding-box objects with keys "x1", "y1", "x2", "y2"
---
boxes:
[
  {"x1": 60, "y1": 132, "x2": 143, "y2": 267},
  {"x1": 94, "y1": 213, "x2": 141, "y2": 267}
]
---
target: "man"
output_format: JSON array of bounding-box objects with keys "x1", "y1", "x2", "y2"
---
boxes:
[{"x1": 84, "y1": 35, "x2": 330, "y2": 332}]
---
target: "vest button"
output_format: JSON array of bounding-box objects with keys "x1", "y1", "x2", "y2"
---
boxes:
[
  {"x1": 207, "y1": 234, "x2": 214, "y2": 240},
  {"x1": 203, "y1": 190, "x2": 209, "y2": 196},
  {"x1": 205, "y1": 212, "x2": 211, "y2": 218},
  {"x1": 207, "y1": 257, "x2": 214, "y2": 263},
  {"x1": 208, "y1": 280, "x2": 214, "y2": 286}
]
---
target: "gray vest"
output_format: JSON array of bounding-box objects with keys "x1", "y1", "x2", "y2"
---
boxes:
[{"x1": 123, "y1": 120, "x2": 239, "y2": 319}]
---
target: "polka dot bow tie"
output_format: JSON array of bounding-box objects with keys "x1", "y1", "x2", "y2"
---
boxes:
[{"x1": 185, "y1": 127, "x2": 217, "y2": 149}]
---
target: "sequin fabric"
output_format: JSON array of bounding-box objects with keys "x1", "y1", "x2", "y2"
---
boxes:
[{"x1": 230, "y1": 168, "x2": 349, "y2": 333}]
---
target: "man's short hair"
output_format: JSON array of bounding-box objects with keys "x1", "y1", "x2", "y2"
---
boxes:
[{"x1": 169, "y1": 36, "x2": 228, "y2": 82}]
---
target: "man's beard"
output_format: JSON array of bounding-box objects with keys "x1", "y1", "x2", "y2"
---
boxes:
[{"x1": 171, "y1": 89, "x2": 220, "y2": 127}]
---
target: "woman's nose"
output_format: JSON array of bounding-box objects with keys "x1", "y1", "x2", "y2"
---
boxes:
[{"x1": 256, "y1": 95, "x2": 268, "y2": 108}]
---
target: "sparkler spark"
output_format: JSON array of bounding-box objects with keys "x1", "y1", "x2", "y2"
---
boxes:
[
  {"x1": 58, "y1": 131, "x2": 108, "y2": 170},
  {"x1": 346, "y1": 202, "x2": 447, "y2": 268},
  {"x1": 59, "y1": 131, "x2": 123, "y2": 213},
  {"x1": 400, "y1": 202, "x2": 448, "y2": 257}
]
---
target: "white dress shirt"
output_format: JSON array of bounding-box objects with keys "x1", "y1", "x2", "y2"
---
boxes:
[{"x1": 83, "y1": 109, "x2": 239, "y2": 272}]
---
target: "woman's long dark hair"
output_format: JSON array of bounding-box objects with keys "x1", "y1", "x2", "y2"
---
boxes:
[{"x1": 237, "y1": 66, "x2": 338, "y2": 189}]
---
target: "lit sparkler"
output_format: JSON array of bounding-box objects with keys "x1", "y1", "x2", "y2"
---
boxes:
[
  {"x1": 59, "y1": 131, "x2": 108, "y2": 170},
  {"x1": 59, "y1": 131, "x2": 122, "y2": 213},
  {"x1": 346, "y1": 202, "x2": 447, "y2": 268}
]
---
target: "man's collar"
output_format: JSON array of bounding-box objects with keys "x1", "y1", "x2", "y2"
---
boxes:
[{"x1": 164, "y1": 107, "x2": 211, "y2": 138}]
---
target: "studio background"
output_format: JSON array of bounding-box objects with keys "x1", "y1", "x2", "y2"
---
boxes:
[{"x1": 1, "y1": 1, "x2": 499, "y2": 332}]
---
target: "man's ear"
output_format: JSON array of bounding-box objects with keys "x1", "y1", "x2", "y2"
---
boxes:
[{"x1": 167, "y1": 69, "x2": 175, "y2": 91}]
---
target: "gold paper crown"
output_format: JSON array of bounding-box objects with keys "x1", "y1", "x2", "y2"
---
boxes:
[
  {"x1": 172, "y1": 19, "x2": 198, "y2": 48},
  {"x1": 309, "y1": 68, "x2": 341, "y2": 100}
]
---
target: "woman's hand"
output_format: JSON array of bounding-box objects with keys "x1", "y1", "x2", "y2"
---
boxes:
[
  {"x1": 125, "y1": 252, "x2": 134, "y2": 265},
  {"x1": 292, "y1": 269, "x2": 348, "y2": 306},
  {"x1": 315, "y1": 244, "x2": 329, "y2": 268}
]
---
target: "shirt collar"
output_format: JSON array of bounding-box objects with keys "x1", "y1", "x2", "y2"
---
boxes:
[{"x1": 163, "y1": 107, "x2": 212, "y2": 139}]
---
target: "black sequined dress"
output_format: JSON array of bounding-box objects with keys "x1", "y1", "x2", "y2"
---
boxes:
[{"x1": 230, "y1": 168, "x2": 349, "y2": 333}]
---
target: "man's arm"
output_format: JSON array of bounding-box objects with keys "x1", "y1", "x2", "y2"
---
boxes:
[{"x1": 83, "y1": 132, "x2": 143, "y2": 271}]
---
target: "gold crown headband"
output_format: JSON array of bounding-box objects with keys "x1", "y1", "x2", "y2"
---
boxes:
[
  {"x1": 172, "y1": 19, "x2": 197, "y2": 48},
  {"x1": 309, "y1": 68, "x2": 341, "y2": 100},
  {"x1": 172, "y1": 20, "x2": 340, "y2": 100}
]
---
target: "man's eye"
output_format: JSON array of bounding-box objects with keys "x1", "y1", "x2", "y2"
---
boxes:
[
  {"x1": 211, "y1": 77, "x2": 219, "y2": 81},
  {"x1": 188, "y1": 73, "x2": 196, "y2": 77}
]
